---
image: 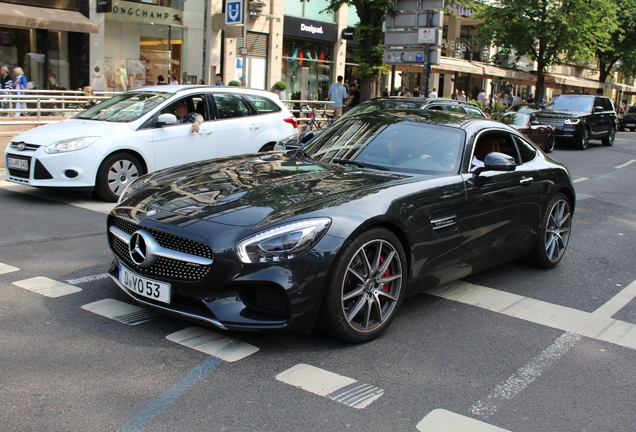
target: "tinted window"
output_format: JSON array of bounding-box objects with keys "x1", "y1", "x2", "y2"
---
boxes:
[
  {"x1": 245, "y1": 95, "x2": 281, "y2": 114},
  {"x1": 514, "y1": 135, "x2": 538, "y2": 163},
  {"x1": 445, "y1": 105, "x2": 466, "y2": 114},
  {"x1": 465, "y1": 107, "x2": 485, "y2": 117},
  {"x1": 213, "y1": 94, "x2": 252, "y2": 119},
  {"x1": 427, "y1": 105, "x2": 445, "y2": 111}
]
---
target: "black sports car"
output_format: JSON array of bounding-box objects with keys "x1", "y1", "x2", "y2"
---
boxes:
[{"x1": 107, "y1": 110, "x2": 575, "y2": 343}]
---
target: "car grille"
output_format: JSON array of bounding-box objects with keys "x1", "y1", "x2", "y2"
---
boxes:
[
  {"x1": 536, "y1": 116, "x2": 566, "y2": 127},
  {"x1": 236, "y1": 284, "x2": 290, "y2": 317},
  {"x1": 109, "y1": 216, "x2": 213, "y2": 281}
]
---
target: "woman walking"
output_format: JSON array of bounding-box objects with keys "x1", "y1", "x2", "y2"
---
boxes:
[{"x1": 13, "y1": 67, "x2": 28, "y2": 117}]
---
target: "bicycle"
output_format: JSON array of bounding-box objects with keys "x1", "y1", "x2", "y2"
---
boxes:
[{"x1": 299, "y1": 103, "x2": 335, "y2": 130}]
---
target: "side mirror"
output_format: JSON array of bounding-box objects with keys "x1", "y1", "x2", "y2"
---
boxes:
[
  {"x1": 299, "y1": 130, "x2": 315, "y2": 144},
  {"x1": 156, "y1": 113, "x2": 177, "y2": 126},
  {"x1": 530, "y1": 120, "x2": 541, "y2": 125},
  {"x1": 593, "y1": 106, "x2": 605, "y2": 112},
  {"x1": 473, "y1": 152, "x2": 516, "y2": 176}
]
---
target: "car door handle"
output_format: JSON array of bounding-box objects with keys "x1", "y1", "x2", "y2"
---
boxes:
[
  {"x1": 519, "y1": 176, "x2": 534, "y2": 186},
  {"x1": 199, "y1": 129, "x2": 213, "y2": 135},
  {"x1": 249, "y1": 124, "x2": 260, "y2": 130}
]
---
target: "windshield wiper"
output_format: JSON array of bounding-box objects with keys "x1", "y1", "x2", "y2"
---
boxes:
[{"x1": 332, "y1": 159, "x2": 391, "y2": 171}]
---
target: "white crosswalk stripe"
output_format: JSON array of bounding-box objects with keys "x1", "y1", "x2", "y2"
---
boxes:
[
  {"x1": 0, "y1": 263, "x2": 19, "y2": 275},
  {"x1": 13, "y1": 276, "x2": 82, "y2": 297},
  {"x1": 166, "y1": 327, "x2": 259, "y2": 362},
  {"x1": 82, "y1": 298, "x2": 159, "y2": 325}
]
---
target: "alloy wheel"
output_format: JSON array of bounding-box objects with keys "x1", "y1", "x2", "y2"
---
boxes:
[{"x1": 544, "y1": 198, "x2": 572, "y2": 263}]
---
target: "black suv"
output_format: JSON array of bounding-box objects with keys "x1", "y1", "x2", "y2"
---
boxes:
[
  {"x1": 534, "y1": 93, "x2": 617, "y2": 150},
  {"x1": 619, "y1": 105, "x2": 636, "y2": 132}
]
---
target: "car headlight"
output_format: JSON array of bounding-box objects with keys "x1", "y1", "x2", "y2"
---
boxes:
[
  {"x1": 44, "y1": 137, "x2": 99, "y2": 154},
  {"x1": 564, "y1": 118, "x2": 580, "y2": 125},
  {"x1": 236, "y1": 218, "x2": 331, "y2": 264}
]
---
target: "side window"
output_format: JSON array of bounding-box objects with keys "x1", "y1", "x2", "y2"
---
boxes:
[
  {"x1": 445, "y1": 105, "x2": 466, "y2": 114},
  {"x1": 466, "y1": 107, "x2": 485, "y2": 117},
  {"x1": 244, "y1": 95, "x2": 281, "y2": 114},
  {"x1": 213, "y1": 93, "x2": 252, "y2": 119},
  {"x1": 513, "y1": 135, "x2": 538, "y2": 163},
  {"x1": 159, "y1": 95, "x2": 206, "y2": 127},
  {"x1": 426, "y1": 105, "x2": 444, "y2": 111}
]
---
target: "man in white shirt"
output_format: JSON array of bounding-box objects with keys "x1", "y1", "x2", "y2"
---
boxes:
[
  {"x1": 477, "y1": 89, "x2": 487, "y2": 105},
  {"x1": 327, "y1": 75, "x2": 347, "y2": 117},
  {"x1": 428, "y1": 88, "x2": 437, "y2": 98}
]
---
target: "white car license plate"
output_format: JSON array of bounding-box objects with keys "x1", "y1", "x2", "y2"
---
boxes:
[
  {"x1": 119, "y1": 265, "x2": 171, "y2": 304},
  {"x1": 627, "y1": 123, "x2": 635, "y2": 127},
  {"x1": 7, "y1": 157, "x2": 28, "y2": 170}
]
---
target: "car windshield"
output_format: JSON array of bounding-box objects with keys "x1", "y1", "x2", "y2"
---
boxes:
[
  {"x1": 303, "y1": 112, "x2": 464, "y2": 175},
  {"x1": 75, "y1": 91, "x2": 171, "y2": 122},
  {"x1": 495, "y1": 112, "x2": 529, "y2": 126},
  {"x1": 340, "y1": 100, "x2": 424, "y2": 120},
  {"x1": 544, "y1": 96, "x2": 593, "y2": 112}
]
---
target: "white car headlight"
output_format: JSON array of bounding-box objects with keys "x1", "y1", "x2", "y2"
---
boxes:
[
  {"x1": 564, "y1": 118, "x2": 580, "y2": 125},
  {"x1": 44, "y1": 136, "x2": 99, "y2": 154},
  {"x1": 236, "y1": 218, "x2": 331, "y2": 264}
]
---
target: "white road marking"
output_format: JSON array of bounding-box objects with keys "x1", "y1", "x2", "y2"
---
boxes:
[
  {"x1": 67, "y1": 273, "x2": 110, "y2": 285},
  {"x1": 573, "y1": 177, "x2": 588, "y2": 183},
  {"x1": 81, "y1": 299, "x2": 159, "y2": 325},
  {"x1": 166, "y1": 327, "x2": 259, "y2": 362},
  {"x1": 12, "y1": 276, "x2": 82, "y2": 297},
  {"x1": 470, "y1": 332, "x2": 581, "y2": 417},
  {"x1": 428, "y1": 280, "x2": 636, "y2": 350},
  {"x1": 416, "y1": 409, "x2": 511, "y2": 432},
  {"x1": 276, "y1": 363, "x2": 384, "y2": 409},
  {"x1": 593, "y1": 279, "x2": 636, "y2": 318},
  {"x1": 0, "y1": 263, "x2": 19, "y2": 275},
  {"x1": 0, "y1": 180, "x2": 114, "y2": 214},
  {"x1": 615, "y1": 159, "x2": 636, "y2": 169}
]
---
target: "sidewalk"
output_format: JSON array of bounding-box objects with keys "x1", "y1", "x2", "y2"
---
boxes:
[{"x1": 0, "y1": 115, "x2": 57, "y2": 169}]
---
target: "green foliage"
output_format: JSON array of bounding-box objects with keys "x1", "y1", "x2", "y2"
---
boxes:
[
  {"x1": 595, "y1": 0, "x2": 636, "y2": 82},
  {"x1": 228, "y1": 80, "x2": 241, "y2": 86},
  {"x1": 491, "y1": 100, "x2": 507, "y2": 114},
  {"x1": 469, "y1": 99, "x2": 484, "y2": 111},
  {"x1": 273, "y1": 81, "x2": 287, "y2": 91}
]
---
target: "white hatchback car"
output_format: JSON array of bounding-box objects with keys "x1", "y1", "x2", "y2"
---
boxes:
[{"x1": 4, "y1": 86, "x2": 298, "y2": 201}]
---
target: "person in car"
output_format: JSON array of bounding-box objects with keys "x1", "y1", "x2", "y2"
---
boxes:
[{"x1": 173, "y1": 100, "x2": 204, "y2": 133}]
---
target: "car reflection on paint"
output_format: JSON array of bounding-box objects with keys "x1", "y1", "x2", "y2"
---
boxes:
[{"x1": 107, "y1": 109, "x2": 575, "y2": 343}]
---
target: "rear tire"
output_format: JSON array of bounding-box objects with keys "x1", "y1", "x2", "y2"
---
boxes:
[
  {"x1": 544, "y1": 133, "x2": 555, "y2": 153},
  {"x1": 318, "y1": 228, "x2": 406, "y2": 343},
  {"x1": 602, "y1": 128, "x2": 615, "y2": 146},
  {"x1": 95, "y1": 153, "x2": 143, "y2": 202}
]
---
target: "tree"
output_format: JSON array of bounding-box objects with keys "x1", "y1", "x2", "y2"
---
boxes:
[
  {"x1": 325, "y1": 0, "x2": 394, "y2": 102},
  {"x1": 471, "y1": 0, "x2": 617, "y2": 101},
  {"x1": 595, "y1": 0, "x2": 636, "y2": 84}
]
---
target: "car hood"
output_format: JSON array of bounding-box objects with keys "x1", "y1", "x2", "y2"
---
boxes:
[
  {"x1": 118, "y1": 153, "x2": 413, "y2": 228},
  {"x1": 536, "y1": 110, "x2": 588, "y2": 117},
  {"x1": 10, "y1": 119, "x2": 129, "y2": 145}
]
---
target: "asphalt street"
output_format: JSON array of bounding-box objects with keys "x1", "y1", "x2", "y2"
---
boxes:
[{"x1": 1, "y1": 132, "x2": 635, "y2": 432}]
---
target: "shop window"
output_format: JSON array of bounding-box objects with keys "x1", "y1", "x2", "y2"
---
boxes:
[{"x1": 282, "y1": 38, "x2": 333, "y2": 102}]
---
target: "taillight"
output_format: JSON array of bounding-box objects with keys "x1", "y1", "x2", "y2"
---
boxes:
[{"x1": 284, "y1": 116, "x2": 298, "y2": 129}]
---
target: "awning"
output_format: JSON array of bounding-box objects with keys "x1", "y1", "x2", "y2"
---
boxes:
[
  {"x1": 432, "y1": 57, "x2": 483, "y2": 75},
  {"x1": 612, "y1": 82, "x2": 636, "y2": 93},
  {"x1": 476, "y1": 62, "x2": 537, "y2": 84},
  {"x1": 544, "y1": 73, "x2": 604, "y2": 90},
  {"x1": 0, "y1": 4, "x2": 98, "y2": 34}
]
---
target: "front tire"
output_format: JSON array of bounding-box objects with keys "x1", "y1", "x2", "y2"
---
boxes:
[
  {"x1": 575, "y1": 128, "x2": 590, "y2": 150},
  {"x1": 318, "y1": 228, "x2": 406, "y2": 343},
  {"x1": 528, "y1": 193, "x2": 572, "y2": 268},
  {"x1": 95, "y1": 153, "x2": 143, "y2": 202}
]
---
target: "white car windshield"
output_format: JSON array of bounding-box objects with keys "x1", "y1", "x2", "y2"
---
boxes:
[{"x1": 76, "y1": 92, "x2": 171, "y2": 122}]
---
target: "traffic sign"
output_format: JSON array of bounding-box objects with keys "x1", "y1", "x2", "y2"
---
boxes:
[
  {"x1": 418, "y1": 28, "x2": 442, "y2": 45},
  {"x1": 226, "y1": 0, "x2": 243, "y2": 25},
  {"x1": 384, "y1": 48, "x2": 441, "y2": 64}
]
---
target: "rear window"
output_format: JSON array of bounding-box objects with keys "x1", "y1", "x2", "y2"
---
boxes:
[{"x1": 245, "y1": 95, "x2": 281, "y2": 114}]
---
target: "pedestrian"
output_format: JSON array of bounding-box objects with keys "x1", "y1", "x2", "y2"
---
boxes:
[
  {"x1": 509, "y1": 93, "x2": 515, "y2": 106},
  {"x1": 327, "y1": 75, "x2": 347, "y2": 118},
  {"x1": 428, "y1": 87, "x2": 438, "y2": 98},
  {"x1": 82, "y1": 86, "x2": 98, "y2": 109},
  {"x1": 403, "y1": 87, "x2": 412, "y2": 97},
  {"x1": 383, "y1": 87, "x2": 389, "y2": 97},
  {"x1": 169, "y1": 74, "x2": 179, "y2": 85},
  {"x1": 412, "y1": 89, "x2": 421, "y2": 97},
  {"x1": 156, "y1": 75, "x2": 168, "y2": 85},
  {"x1": 198, "y1": 79, "x2": 205, "y2": 85},
  {"x1": 13, "y1": 67, "x2": 28, "y2": 117},
  {"x1": 457, "y1": 90, "x2": 467, "y2": 101},
  {"x1": 344, "y1": 83, "x2": 360, "y2": 113},
  {"x1": 215, "y1": 73, "x2": 224, "y2": 86},
  {"x1": 1, "y1": 66, "x2": 13, "y2": 116},
  {"x1": 477, "y1": 89, "x2": 487, "y2": 105},
  {"x1": 527, "y1": 94, "x2": 534, "y2": 103}
]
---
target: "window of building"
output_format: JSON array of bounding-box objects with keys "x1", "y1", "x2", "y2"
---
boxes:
[{"x1": 284, "y1": 0, "x2": 336, "y2": 22}]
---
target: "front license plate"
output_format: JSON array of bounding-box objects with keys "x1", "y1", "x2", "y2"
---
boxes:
[
  {"x1": 626, "y1": 123, "x2": 635, "y2": 127},
  {"x1": 119, "y1": 265, "x2": 171, "y2": 304},
  {"x1": 7, "y1": 157, "x2": 28, "y2": 171}
]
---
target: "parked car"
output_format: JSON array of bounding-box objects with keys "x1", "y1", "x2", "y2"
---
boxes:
[
  {"x1": 618, "y1": 105, "x2": 636, "y2": 131},
  {"x1": 491, "y1": 112, "x2": 556, "y2": 152},
  {"x1": 534, "y1": 93, "x2": 617, "y2": 149},
  {"x1": 107, "y1": 109, "x2": 575, "y2": 343},
  {"x1": 4, "y1": 86, "x2": 298, "y2": 201},
  {"x1": 274, "y1": 97, "x2": 487, "y2": 152}
]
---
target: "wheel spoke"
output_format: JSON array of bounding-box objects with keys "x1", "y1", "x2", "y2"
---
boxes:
[
  {"x1": 346, "y1": 294, "x2": 367, "y2": 323},
  {"x1": 342, "y1": 284, "x2": 365, "y2": 302},
  {"x1": 376, "y1": 250, "x2": 396, "y2": 276}
]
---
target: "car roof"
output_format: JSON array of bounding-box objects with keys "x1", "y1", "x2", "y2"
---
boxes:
[
  {"x1": 368, "y1": 96, "x2": 480, "y2": 108},
  {"x1": 350, "y1": 108, "x2": 505, "y2": 130},
  {"x1": 128, "y1": 85, "x2": 278, "y2": 96}
]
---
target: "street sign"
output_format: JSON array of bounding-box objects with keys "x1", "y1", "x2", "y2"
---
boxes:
[
  {"x1": 226, "y1": 0, "x2": 243, "y2": 25},
  {"x1": 384, "y1": 48, "x2": 441, "y2": 64},
  {"x1": 394, "y1": 0, "x2": 444, "y2": 11},
  {"x1": 418, "y1": 28, "x2": 442, "y2": 45},
  {"x1": 386, "y1": 11, "x2": 443, "y2": 28}
]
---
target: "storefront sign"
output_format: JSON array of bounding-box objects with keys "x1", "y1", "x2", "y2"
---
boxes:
[
  {"x1": 97, "y1": 0, "x2": 112, "y2": 13},
  {"x1": 283, "y1": 16, "x2": 338, "y2": 42},
  {"x1": 342, "y1": 27, "x2": 355, "y2": 40},
  {"x1": 108, "y1": 1, "x2": 182, "y2": 23},
  {"x1": 446, "y1": 4, "x2": 472, "y2": 17}
]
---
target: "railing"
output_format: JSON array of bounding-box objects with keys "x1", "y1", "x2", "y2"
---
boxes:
[
  {"x1": 283, "y1": 99, "x2": 335, "y2": 131},
  {"x1": 0, "y1": 89, "x2": 116, "y2": 124}
]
